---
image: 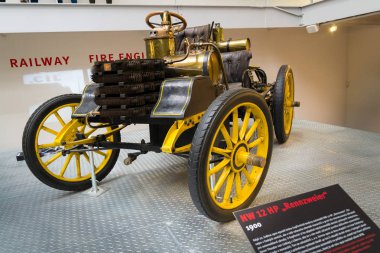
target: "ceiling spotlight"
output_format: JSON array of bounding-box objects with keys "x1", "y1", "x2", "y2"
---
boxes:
[
  {"x1": 329, "y1": 24, "x2": 337, "y2": 33},
  {"x1": 306, "y1": 24, "x2": 319, "y2": 33}
]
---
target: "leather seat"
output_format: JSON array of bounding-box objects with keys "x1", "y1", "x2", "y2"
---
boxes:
[
  {"x1": 221, "y1": 50, "x2": 252, "y2": 83},
  {"x1": 175, "y1": 25, "x2": 211, "y2": 53},
  {"x1": 175, "y1": 25, "x2": 252, "y2": 83}
]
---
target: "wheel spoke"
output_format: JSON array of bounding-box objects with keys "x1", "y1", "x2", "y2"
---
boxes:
[
  {"x1": 223, "y1": 173, "x2": 235, "y2": 203},
  {"x1": 239, "y1": 108, "x2": 251, "y2": 140},
  {"x1": 75, "y1": 154, "x2": 81, "y2": 178},
  {"x1": 83, "y1": 152, "x2": 90, "y2": 163},
  {"x1": 45, "y1": 152, "x2": 62, "y2": 166},
  {"x1": 59, "y1": 153, "x2": 73, "y2": 176},
  {"x1": 71, "y1": 106, "x2": 76, "y2": 114},
  {"x1": 211, "y1": 147, "x2": 232, "y2": 158},
  {"x1": 38, "y1": 142, "x2": 59, "y2": 149},
  {"x1": 54, "y1": 112, "x2": 66, "y2": 127},
  {"x1": 79, "y1": 125, "x2": 86, "y2": 133},
  {"x1": 220, "y1": 125, "x2": 233, "y2": 149},
  {"x1": 231, "y1": 109, "x2": 239, "y2": 144},
  {"x1": 245, "y1": 119, "x2": 261, "y2": 141},
  {"x1": 242, "y1": 167, "x2": 254, "y2": 184},
  {"x1": 41, "y1": 126, "x2": 58, "y2": 136},
  {"x1": 248, "y1": 137, "x2": 264, "y2": 149},
  {"x1": 209, "y1": 158, "x2": 230, "y2": 175},
  {"x1": 235, "y1": 172, "x2": 242, "y2": 198},
  {"x1": 85, "y1": 128, "x2": 97, "y2": 138},
  {"x1": 211, "y1": 167, "x2": 231, "y2": 198},
  {"x1": 94, "y1": 150, "x2": 107, "y2": 157}
]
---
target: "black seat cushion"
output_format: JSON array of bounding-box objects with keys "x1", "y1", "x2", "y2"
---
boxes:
[
  {"x1": 222, "y1": 50, "x2": 252, "y2": 83},
  {"x1": 175, "y1": 25, "x2": 211, "y2": 53}
]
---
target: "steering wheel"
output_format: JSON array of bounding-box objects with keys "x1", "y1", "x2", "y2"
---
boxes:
[{"x1": 145, "y1": 11, "x2": 187, "y2": 33}]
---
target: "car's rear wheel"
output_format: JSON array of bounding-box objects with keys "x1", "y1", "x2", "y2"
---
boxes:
[{"x1": 273, "y1": 65, "x2": 295, "y2": 144}]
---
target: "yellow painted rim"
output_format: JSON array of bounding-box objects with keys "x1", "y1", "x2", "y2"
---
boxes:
[
  {"x1": 206, "y1": 102, "x2": 269, "y2": 209},
  {"x1": 283, "y1": 70, "x2": 294, "y2": 135},
  {"x1": 34, "y1": 102, "x2": 114, "y2": 182}
]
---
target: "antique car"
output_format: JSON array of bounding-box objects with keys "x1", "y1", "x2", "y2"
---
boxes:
[{"x1": 19, "y1": 11, "x2": 299, "y2": 222}]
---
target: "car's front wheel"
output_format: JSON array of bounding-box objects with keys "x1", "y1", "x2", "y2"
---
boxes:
[
  {"x1": 22, "y1": 94, "x2": 120, "y2": 191},
  {"x1": 188, "y1": 89, "x2": 273, "y2": 222}
]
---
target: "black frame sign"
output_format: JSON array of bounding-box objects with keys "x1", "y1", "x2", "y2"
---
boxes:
[{"x1": 234, "y1": 185, "x2": 379, "y2": 253}]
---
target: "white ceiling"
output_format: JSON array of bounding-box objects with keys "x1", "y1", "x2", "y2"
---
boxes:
[
  {"x1": 0, "y1": 0, "x2": 378, "y2": 33},
  {"x1": 1, "y1": 0, "x2": 327, "y2": 7}
]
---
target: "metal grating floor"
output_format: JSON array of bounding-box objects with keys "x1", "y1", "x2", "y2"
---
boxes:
[{"x1": 0, "y1": 120, "x2": 379, "y2": 253}]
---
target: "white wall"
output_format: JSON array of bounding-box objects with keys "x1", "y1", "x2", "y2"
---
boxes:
[
  {"x1": 0, "y1": 26, "x2": 377, "y2": 151},
  {"x1": 346, "y1": 26, "x2": 380, "y2": 133},
  {"x1": 0, "y1": 31, "x2": 147, "y2": 151}
]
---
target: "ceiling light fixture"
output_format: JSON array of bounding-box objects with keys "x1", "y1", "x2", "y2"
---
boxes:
[
  {"x1": 329, "y1": 24, "x2": 338, "y2": 33},
  {"x1": 306, "y1": 24, "x2": 319, "y2": 33}
]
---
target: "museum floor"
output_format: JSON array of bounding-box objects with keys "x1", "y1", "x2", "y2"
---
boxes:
[{"x1": 0, "y1": 120, "x2": 379, "y2": 253}]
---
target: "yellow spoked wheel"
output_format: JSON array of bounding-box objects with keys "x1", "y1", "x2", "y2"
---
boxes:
[
  {"x1": 188, "y1": 89, "x2": 273, "y2": 222},
  {"x1": 22, "y1": 94, "x2": 120, "y2": 191},
  {"x1": 273, "y1": 65, "x2": 295, "y2": 144}
]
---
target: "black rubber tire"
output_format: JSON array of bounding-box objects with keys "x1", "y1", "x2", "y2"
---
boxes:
[
  {"x1": 22, "y1": 94, "x2": 121, "y2": 191},
  {"x1": 188, "y1": 88, "x2": 273, "y2": 222},
  {"x1": 273, "y1": 65, "x2": 294, "y2": 144}
]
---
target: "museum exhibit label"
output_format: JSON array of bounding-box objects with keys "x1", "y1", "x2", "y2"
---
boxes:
[{"x1": 234, "y1": 184, "x2": 380, "y2": 252}]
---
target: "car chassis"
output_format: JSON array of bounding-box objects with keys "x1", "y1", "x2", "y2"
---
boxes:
[{"x1": 19, "y1": 11, "x2": 299, "y2": 222}]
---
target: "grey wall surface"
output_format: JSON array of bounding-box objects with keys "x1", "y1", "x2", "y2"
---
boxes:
[{"x1": 346, "y1": 25, "x2": 380, "y2": 133}]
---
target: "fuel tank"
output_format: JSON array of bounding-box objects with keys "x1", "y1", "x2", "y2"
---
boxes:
[
  {"x1": 164, "y1": 51, "x2": 222, "y2": 85},
  {"x1": 145, "y1": 36, "x2": 176, "y2": 59},
  {"x1": 216, "y1": 38, "x2": 251, "y2": 52}
]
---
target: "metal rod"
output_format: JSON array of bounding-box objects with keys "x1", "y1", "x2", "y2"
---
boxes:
[
  {"x1": 64, "y1": 147, "x2": 116, "y2": 154},
  {"x1": 89, "y1": 151, "x2": 97, "y2": 193},
  {"x1": 166, "y1": 38, "x2": 191, "y2": 64},
  {"x1": 99, "y1": 141, "x2": 162, "y2": 153},
  {"x1": 246, "y1": 154, "x2": 266, "y2": 167},
  {"x1": 62, "y1": 141, "x2": 161, "y2": 155}
]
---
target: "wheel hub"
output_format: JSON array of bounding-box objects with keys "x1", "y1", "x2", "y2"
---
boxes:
[
  {"x1": 231, "y1": 141, "x2": 248, "y2": 172},
  {"x1": 230, "y1": 141, "x2": 267, "y2": 173}
]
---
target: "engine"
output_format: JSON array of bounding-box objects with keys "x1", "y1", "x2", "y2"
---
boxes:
[{"x1": 90, "y1": 59, "x2": 166, "y2": 121}]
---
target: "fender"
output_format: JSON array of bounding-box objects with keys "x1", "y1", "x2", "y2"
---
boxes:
[{"x1": 151, "y1": 76, "x2": 219, "y2": 119}]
